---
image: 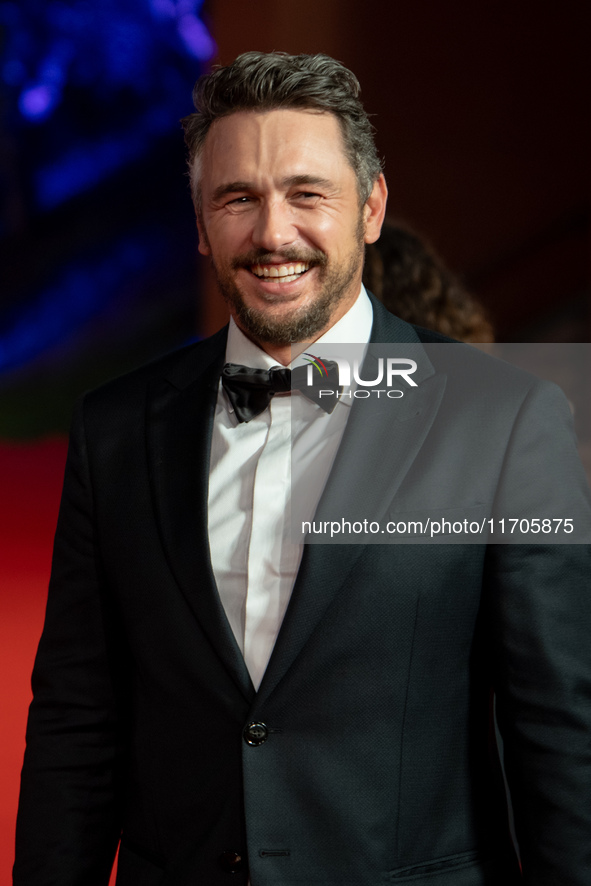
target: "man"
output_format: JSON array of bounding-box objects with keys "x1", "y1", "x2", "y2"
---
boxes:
[{"x1": 14, "y1": 52, "x2": 591, "y2": 885}]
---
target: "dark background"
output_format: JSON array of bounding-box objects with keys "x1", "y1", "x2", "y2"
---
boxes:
[
  {"x1": 1, "y1": 0, "x2": 589, "y2": 438},
  {"x1": 0, "y1": 3, "x2": 588, "y2": 878}
]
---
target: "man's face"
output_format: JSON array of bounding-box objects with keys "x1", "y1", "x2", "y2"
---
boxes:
[{"x1": 196, "y1": 109, "x2": 386, "y2": 347}]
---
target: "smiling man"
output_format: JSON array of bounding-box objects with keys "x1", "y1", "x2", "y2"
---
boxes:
[
  {"x1": 14, "y1": 52, "x2": 591, "y2": 886},
  {"x1": 187, "y1": 72, "x2": 387, "y2": 362},
  {"x1": 197, "y1": 108, "x2": 377, "y2": 356}
]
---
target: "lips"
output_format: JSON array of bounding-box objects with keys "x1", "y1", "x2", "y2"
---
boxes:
[{"x1": 250, "y1": 262, "x2": 310, "y2": 283}]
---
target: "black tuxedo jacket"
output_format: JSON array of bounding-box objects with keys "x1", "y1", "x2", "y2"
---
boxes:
[{"x1": 14, "y1": 298, "x2": 591, "y2": 885}]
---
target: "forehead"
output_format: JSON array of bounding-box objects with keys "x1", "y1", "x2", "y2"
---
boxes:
[{"x1": 198, "y1": 108, "x2": 354, "y2": 192}]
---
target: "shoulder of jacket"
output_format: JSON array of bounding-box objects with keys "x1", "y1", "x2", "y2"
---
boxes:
[{"x1": 79, "y1": 326, "x2": 228, "y2": 418}]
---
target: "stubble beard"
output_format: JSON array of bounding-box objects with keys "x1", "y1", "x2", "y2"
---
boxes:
[{"x1": 210, "y1": 221, "x2": 366, "y2": 347}]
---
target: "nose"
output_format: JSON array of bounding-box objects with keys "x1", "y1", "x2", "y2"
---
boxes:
[{"x1": 251, "y1": 199, "x2": 297, "y2": 252}]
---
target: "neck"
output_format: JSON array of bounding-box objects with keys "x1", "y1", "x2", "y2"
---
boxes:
[{"x1": 249, "y1": 340, "x2": 308, "y2": 366}]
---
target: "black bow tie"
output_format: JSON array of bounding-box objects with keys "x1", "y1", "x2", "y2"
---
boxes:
[{"x1": 221, "y1": 361, "x2": 342, "y2": 423}]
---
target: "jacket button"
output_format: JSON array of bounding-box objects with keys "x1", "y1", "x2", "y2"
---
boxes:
[
  {"x1": 243, "y1": 721, "x2": 268, "y2": 746},
  {"x1": 218, "y1": 850, "x2": 244, "y2": 873}
]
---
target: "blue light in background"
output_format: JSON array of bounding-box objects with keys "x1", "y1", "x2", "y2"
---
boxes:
[
  {"x1": 35, "y1": 101, "x2": 181, "y2": 209},
  {"x1": 2, "y1": 58, "x2": 26, "y2": 86},
  {"x1": 18, "y1": 84, "x2": 57, "y2": 120},
  {"x1": 0, "y1": 0, "x2": 213, "y2": 383},
  {"x1": 1, "y1": 0, "x2": 215, "y2": 204},
  {"x1": 177, "y1": 13, "x2": 216, "y2": 60},
  {"x1": 0, "y1": 232, "x2": 168, "y2": 374},
  {"x1": 1, "y1": 0, "x2": 216, "y2": 121},
  {"x1": 35, "y1": 134, "x2": 145, "y2": 208}
]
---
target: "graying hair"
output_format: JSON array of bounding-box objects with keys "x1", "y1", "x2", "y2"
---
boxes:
[{"x1": 181, "y1": 51, "x2": 383, "y2": 212}]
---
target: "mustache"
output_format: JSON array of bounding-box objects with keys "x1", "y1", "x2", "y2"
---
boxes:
[{"x1": 231, "y1": 248, "x2": 327, "y2": 270}]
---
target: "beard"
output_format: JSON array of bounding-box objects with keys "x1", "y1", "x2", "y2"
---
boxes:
[{"x1": 210, "y1": 223, "x2": 365, "y2": 347}]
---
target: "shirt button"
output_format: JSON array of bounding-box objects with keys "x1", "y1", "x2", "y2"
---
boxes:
[
  {"x1": 218, "y1": 850, "x2": 244, "y2": 873},
  {"x1": 243, "y1": 722, "x2": 268, "y2": 746}
]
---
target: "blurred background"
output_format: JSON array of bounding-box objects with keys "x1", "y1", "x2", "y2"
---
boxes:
[{"x1": 1, "y1": 0, "x2": 588, "y2": 880}]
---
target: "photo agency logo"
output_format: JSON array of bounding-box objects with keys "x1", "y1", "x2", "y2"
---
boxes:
[{"x1": 302, "y1": 352, "x2": 418, "y2": 400}]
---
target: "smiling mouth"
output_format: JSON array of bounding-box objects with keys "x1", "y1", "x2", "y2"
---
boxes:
[{"x1": 250, "y1": 262, "x2": 310, "y2": 283}]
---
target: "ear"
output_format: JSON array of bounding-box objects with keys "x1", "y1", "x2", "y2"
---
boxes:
[
  {"x1": 363, "y1": 174, "x2": 388, "y2": 244},
  {"x1": 196, "y1": 215, "x2": 211, "y2": 256}
]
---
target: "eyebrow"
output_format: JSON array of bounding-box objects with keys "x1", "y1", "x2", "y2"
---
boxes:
[
  {"x1": 211, "y1": 175, "x2": 335, "y2": 203},
  {"x1": 282, "y1": 175, "x2": 335, "y2": 190}
]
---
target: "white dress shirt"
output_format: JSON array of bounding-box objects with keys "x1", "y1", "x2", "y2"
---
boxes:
[{"x1": 207, "y1": 287, "x2": 373, "y2": 690}]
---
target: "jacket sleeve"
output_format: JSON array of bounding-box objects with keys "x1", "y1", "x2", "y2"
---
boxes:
[
  {"x1": 14, "y1": 396, "x2": 126, "y2": 886},
  {"x1": 484, "y1": 381, "x2": 591, "y2": 884}
]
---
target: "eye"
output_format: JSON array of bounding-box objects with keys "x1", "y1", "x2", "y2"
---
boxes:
[
  {"x1": 223, "y1": 195, "x2": 255, "y2": 213},
  {"x1": 292, "y1": 191, "x2": 322, "y2": 205}
]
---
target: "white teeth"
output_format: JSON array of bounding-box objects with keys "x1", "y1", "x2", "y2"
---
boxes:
[{"x1": 251, "y1": 262, "x2": 310, "y2": 279}]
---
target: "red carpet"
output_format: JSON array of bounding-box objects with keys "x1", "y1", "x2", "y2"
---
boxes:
[
  {"x1": 1, "y1": 439, "x2": 121, "y2": 884},
  {"x1": 0, "y1": 440, "x2": 121, "y2": 884}
]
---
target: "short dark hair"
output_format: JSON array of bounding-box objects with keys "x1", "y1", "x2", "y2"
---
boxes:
[{"x1": 181, "y1": 51, "x2": 383, "y2": 211}]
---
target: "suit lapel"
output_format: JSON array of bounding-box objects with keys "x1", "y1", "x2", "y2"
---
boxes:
[
  {"x1": 146, "y1": 300, "x2": 448, "y2": 708},
  {"x1": 255, "y1": 299, "x2": 447, "y2": 705},
  {"x1": 147, "y1": 328, "x2": 255, "y2": 703}
]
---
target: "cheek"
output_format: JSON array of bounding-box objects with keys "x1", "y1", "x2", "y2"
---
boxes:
[
  {"x1": 207, "y1": 217, "x2": 252, "y2": 255},
  {"x1": 294, "y1": 215, "x2": 340, "y2": 249},
  {"x1": 301, "y1": 204, "x2": 361, "y2": 247}
]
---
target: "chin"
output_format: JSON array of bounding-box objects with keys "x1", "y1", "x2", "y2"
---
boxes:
[{"x1": 232, "y1": 298, "x2": 334, "y2": 347}]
